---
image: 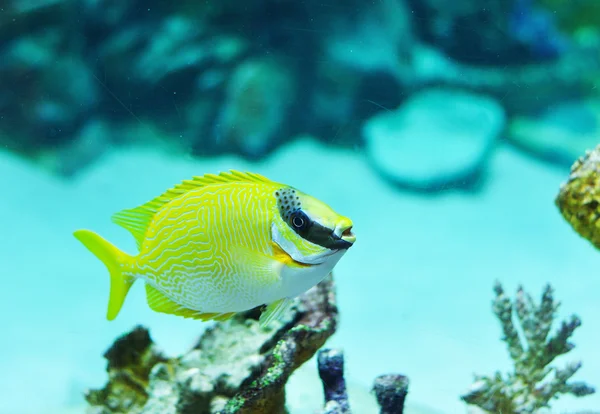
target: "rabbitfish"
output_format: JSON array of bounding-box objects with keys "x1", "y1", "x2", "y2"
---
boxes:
[{"x1": 73, "y1": 170, "x2": 356, "y2": 327}]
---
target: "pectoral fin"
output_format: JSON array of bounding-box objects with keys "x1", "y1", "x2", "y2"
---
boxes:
[
  {"x1": 259, "y1": 297, "x2": 295, "y2": 327},
  {"x1": 231, "y1": 246, "x2": 286, "y2": 287}
]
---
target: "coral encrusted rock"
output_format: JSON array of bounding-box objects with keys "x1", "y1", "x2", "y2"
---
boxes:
[
  {"x1": 85, "y1": 274, "x2": 339, "y2": 414},
  {"x1": 556, "y1": 143, "x2": 600, "y2": 250}
]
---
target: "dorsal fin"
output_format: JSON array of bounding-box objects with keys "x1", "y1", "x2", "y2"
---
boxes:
[{"x1": 111, "y1": 170, "x2": 277, "y2": 249}]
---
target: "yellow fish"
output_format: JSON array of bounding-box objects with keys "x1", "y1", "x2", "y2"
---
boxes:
[{"x1": 74, "y1": 170, "x2": 355, "y2": 327}]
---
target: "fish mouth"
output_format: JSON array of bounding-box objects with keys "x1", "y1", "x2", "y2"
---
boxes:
[
  {"x1": 301, "y1": 221, "x2": 356, "y2": 251},
  {"x1": 341, "y1": 226, "x2": 356, "y2": 244},
  {"x1": 331, "y1": 225, "x2": 355, "y2": 250}
]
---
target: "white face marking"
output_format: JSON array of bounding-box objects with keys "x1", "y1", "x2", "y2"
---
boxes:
[
  {"x1": 279, "y1": 249, "x2": 346, "y2": 299},
  {"x1": 271, "y1": 223, "x2": 335, "y2": 265},
  {"x1": 333, "y1": 223, "x2": 343, "y2": 238}
]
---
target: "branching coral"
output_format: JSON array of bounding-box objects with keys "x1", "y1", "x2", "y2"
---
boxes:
[{"x1": 461, "y1": 281, "x2": 594, "y2": 413}]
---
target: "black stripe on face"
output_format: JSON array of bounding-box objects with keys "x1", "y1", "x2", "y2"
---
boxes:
[{"x1": 287, "y1": 210, "x2": 352, "y2": 250}]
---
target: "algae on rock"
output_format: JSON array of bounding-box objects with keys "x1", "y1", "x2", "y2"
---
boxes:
[
  {"x1": 85, "y1": 274, "x2": 339, "y2": 414},
  {"x1": 85, "y1": 326, "x2": 171, "y2": 413},
  {"x1": 461, "y1": 281, "x2": 594, "y2": 413}
]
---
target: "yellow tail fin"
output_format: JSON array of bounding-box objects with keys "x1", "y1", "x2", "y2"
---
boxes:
[{"x1": 73, "y1": 229, "x2": 136, "y2": 320}]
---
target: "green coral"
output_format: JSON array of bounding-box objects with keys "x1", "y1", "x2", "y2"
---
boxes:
[{"x1": 461, "y1": 281, "x2": 594, "y2": 413}]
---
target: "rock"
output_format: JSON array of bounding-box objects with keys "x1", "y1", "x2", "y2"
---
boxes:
[
  {"x1": 315, "y1": 348, "x2": 411, "y2": 414},
  {"x1": 134, "y1": 15, "x2": 207, "y2": 83},
  {"x1": 372, "y1": 374, "x2": 409, "y2": 414},
  {"x1": 38, "y1": 118, "x2": 112, "y2": 176},
  {"x1": 310, "y1": 60, "x2": 362, "y2": 139},
  {"x1": 538, "y1": 0, "x2": 600, "y2": 36},
  {"x1": 5, "y1": 0, "x2": 599, "y2": 174},
  {"x1": 0, "y1": 25, "x2": 98, "y2": 153},
  {"x1": 38, "y1": 56, "x2": 99, "y2": 123},
  {"x1": 363, "y1": 87, "x2": 505, "y2": 192},
  {"x1": 405, "y1": 0, "x2": 567, "y2": 65},
  {"x1": 2, "y1": 28, "x2": 62, "y2": 69},
  {"x1": 214, "y1": 57, "x2": 296, "y2": 158},
  {"x1": 84, "y1": 326, "x2": 169, "y2": 413},
  {"x1": 91, "y1": 10, "x2": 249, "y2": 153},
  {"x1": 312, "y1": 0, "x2": 414, "y2": 147},
  {"x1": 324, "y1": 0, "x2": 414, "y2": 77},
  {"x1": 10, "y1": 0, "x2": 65, "y2": 14},
  {"x1": 0, "y1": 30, "x2": 61, "y2": 152},
  {"x1": 400, "y1": 39, "x2": 600, "y2": 115},
  {"x1": 555, "y1": 143, "x2": 600, "y2": 251},
  {"x1": 318, "y1": 349, "x2": 350, "y2": 414},
  {"x1": 507, "y1": 99, "x2": 600, "y2": 166},
  {"x1": 85, "y1": 274, "x2": 339, "y2": 414}
]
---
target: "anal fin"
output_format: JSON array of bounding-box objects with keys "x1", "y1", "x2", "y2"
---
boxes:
[{"x1": 145, "y1": 284, "x2": 234, "y2": 322}]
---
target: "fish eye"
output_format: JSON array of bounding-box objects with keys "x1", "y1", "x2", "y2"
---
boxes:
[
  {"x1": 290, "y1": 210, "x2": 309, "y2": 230},
  {"x1": 292, "y1": 215, "x2": 305, "y2": 228}
]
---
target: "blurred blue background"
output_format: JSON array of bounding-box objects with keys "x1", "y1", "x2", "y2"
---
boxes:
[{"x1": 1, "y1": 0, "x2": 600, "y2": 413}]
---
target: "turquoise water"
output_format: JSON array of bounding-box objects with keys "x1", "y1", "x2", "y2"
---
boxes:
[
  {"x1": 2, "y1": 1, "x2": 600, "y2": 414},
  {"x1": 4, "y1": 139, "x2": 600, "y2": 413}
]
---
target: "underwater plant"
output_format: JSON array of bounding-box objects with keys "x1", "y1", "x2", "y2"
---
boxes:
[{"x1": 461, "y1": 281, "x2": 594, "y2": 413}]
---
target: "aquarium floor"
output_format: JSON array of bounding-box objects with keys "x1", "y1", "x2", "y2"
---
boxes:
[{"x1": 2, "y1": 137, "x2": 598, "y2": 414}]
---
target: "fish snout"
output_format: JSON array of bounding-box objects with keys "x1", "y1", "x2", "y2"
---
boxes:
[{"x1": 335, "y1": 220, "x2": 356, "y2": 246}]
